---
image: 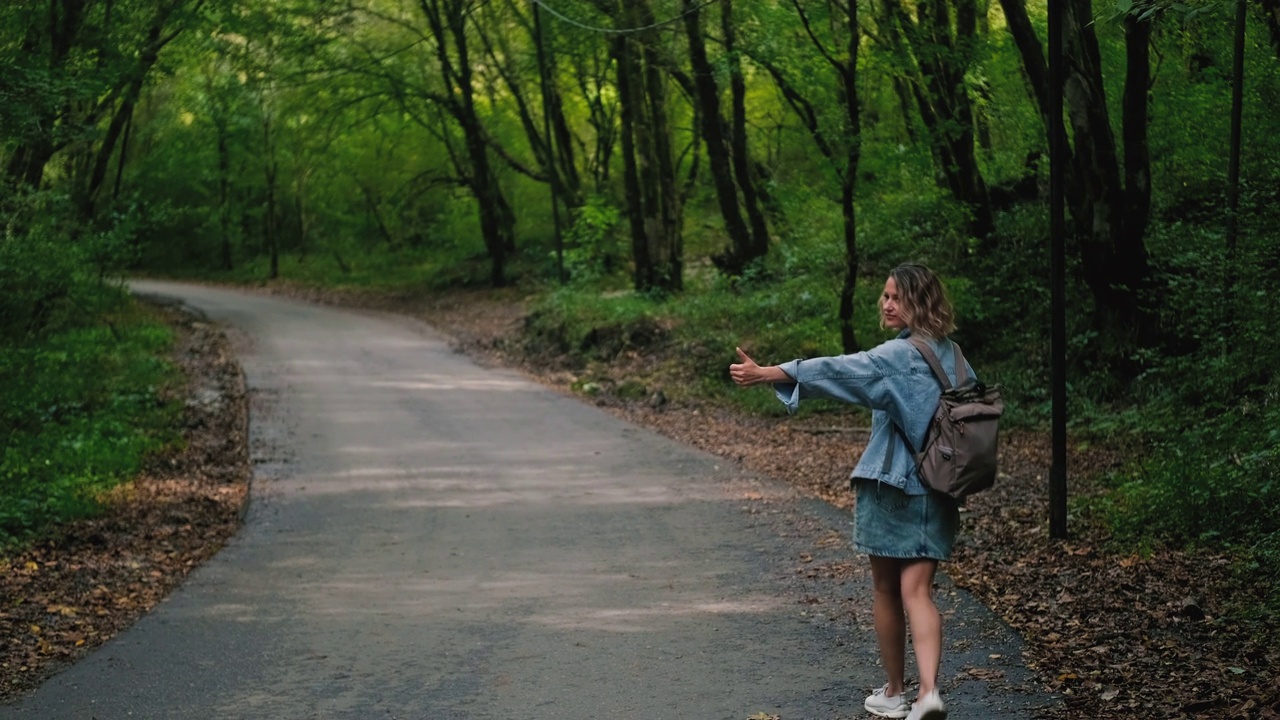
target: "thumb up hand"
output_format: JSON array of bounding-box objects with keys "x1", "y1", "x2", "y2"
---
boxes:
[{"x1": 729, "y1": 346, "x2": 762, "y2": 386}]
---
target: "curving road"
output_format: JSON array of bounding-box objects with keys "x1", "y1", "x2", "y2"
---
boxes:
[{"x1": 1, "y1": 282, "x2": 1053, "y2": 719}]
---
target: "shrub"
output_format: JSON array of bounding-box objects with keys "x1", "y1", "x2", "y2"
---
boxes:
[{"x1": 0, "y1": 318, "x2": 178, "y2": 545}]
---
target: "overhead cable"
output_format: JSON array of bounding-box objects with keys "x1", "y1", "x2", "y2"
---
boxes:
[{"x1": 530, "y1": 0, "x2": 721, "y2": 35}]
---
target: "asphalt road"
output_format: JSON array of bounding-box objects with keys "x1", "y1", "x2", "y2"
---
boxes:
[{"x1": 1, "y1": 282, "x2": 1056, "y2": 720}]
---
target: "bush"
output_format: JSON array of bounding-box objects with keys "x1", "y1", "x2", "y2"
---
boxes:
[
  {"x1": 0, "y1": 316, "x2": 178, "y2": 545},
  {"x1": 0, "y1": 190, "x2": 181, "y2": 545}
]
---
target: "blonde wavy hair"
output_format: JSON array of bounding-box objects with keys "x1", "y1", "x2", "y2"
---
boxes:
[{"x1": 879, "y1": 263, "x2": 956, "y2": 339}]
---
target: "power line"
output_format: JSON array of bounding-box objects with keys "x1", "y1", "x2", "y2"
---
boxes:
[{"x1": 530, "y1": 0, "x2": 721, "y2": 35}]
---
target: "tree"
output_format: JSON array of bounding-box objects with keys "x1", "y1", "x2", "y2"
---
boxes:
[
  {"x1": 878, "y1": 0, "x2": 994, "y2": 238},
  {"x1": 681, "y1": 0, "x2": 769, "y2": 276},
  {"x1": 602, "y1": 0, "x2": 684, "y2": 292},
  {"x1": 998, "y1": 0, "x2": 1157, "y2": 348},
  {"x1": 474, "y1": 0, "x2": 583, "y2": 211},
  {"x1": 346, "y1": 0, "x2": 519, "y2": 287},
  {"x1": 1262, "y1": 0, "x2": 1280, "y2": 58},
  {"x1": 1, "y1": 0, "x2": 206, "y2": 206},
  {"x1": 744, "y1": 0, "x2": 864, "y2": 352}
]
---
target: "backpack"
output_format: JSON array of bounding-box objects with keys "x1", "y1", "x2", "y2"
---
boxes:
[{"x1": 899, "y1": 337, "x2": 1004, "y2": 501}]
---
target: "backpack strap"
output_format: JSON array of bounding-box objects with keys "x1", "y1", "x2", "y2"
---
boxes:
[{"x1": 907, "y1": 337, "x2": 968, "y2": 389}]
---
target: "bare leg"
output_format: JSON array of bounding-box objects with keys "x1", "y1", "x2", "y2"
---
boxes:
[
  {"x1": 869, "y1": 555, "x2": 906, "y2": 696},
  {"x1": 900, "y1": 559, "x2": 942, "y2": 696}
]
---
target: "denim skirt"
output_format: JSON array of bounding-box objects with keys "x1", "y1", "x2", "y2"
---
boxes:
[{"x1": 851, "y1": 478, "x2": 960, "y2": 560}]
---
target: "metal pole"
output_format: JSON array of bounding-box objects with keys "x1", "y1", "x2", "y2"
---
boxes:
[
  {"x1": 533, "y1": 0, "x2": 566, "y2": 284},
  {"x1": 1049, "y1": 0, "x2": 1069, "y2": 539}
]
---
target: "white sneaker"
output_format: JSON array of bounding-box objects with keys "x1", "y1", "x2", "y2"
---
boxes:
[
  {"x1": 905, "y1": 689, "x2": 948, "y2": 720},
  {"x1": 864, "y1": 684, "x2": 910, "y2": 718}
]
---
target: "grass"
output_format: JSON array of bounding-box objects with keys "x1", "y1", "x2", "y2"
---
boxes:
[{"x1": 0, "y1": 299, "x2": 181, "y2": 546}]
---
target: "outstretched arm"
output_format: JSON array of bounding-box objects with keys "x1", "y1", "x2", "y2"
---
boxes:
[{"x1": 729, "y1": 347, "x2": 793, "y2": 386}]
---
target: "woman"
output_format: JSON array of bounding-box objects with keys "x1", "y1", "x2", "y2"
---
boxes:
[{"x1": 729, "y1": 263, "x2": 967, "y2": 720}]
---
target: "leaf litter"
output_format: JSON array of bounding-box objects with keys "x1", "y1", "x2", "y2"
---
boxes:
[
  {"x1": 0, "y1": 307, "x2": 250, "y2": 700},
  {"x1": 4, "y1": 284, "x2": 1277, "y2": 720}
]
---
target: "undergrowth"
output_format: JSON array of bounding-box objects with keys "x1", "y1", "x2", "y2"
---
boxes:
[{"x1": 0, "y1": 301, "x2": 180, "y2": 546}]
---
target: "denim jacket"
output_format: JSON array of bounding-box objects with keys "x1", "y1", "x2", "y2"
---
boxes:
[{"x1": 772, "y1": 331, "x2": 974, "y2": 495}]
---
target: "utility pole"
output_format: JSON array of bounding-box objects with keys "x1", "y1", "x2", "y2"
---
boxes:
[{"x1": 1048, "y1": 0, "x2": 1068, "y2": 539}]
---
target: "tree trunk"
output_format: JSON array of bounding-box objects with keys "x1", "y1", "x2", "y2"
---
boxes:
[
  {"x1": 613, "y1": 34, "x2": 650, "y2": 288},
  {"x1": 4, "y1": 0, "x2": 84, "y2": 190},
  {"x1": 1113, "y1": 13, "x2": 1154, "y2": 332},
  {"x1": 885, "y1": 0, "x2": 992, "y2": 238},
  {"x1": 641, "y1": 17, "x2": 683, "y2": 291},
  {"x1": 1063, "y1": 0, "x2": 1153, "y2": 340},
  {"x1": 915, "y1": 0, "x2": 993, "y2": 238},
  {"x1": 82, "y1": 0, "x2": 178, "y2": 214},
  {"x1": 112, "y1": 105, "x2": 133, "y2": 201},
  {"x1": 266, "y1": 163, "x2": 279, "y2": 280},
  {"x1": 683, "y1": 0, "x2": 754, "y2": 275},
  {"x1": 218, "y1": 119, "x2": 233, "y2": 271},
  {"x1": 838, "y1": 0, "x2": 862, "y2": 354},
  {"x1": 999, "y1": 0, "x2": 1155, "y2": 347},
  {"x1": 454, "y1": 7, "x2": 510, "y2": 284},
  {"x1": 612, "y1": 1, "x2": 682, "y2": 293},
  {"x1": 535, "y1": 11, "x2": 582, "y2": 206},
  {"x1": 422, "y1": 0, "x2": 513, "y2": 286},
  {"x1": 722, "y1": 0, "x2": 770, "y2": 262},
  {"x1": 81, "y1": 79, "x2": 142, "y2": 216},
  {"x1": 996, "y1": 0, "x2": 1051, "y2": 128},
  {"x1": 1261, "y1": 0, "x2": 1280, "y2": 59},
  {"x1": 574, "y1": 45, "x2": 618, "y2": 193},
  {"x1": 877, "y1": 0, "x2": 922, "y2": 143}
]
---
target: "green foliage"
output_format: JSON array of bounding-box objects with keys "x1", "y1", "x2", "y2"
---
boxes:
[
  {"x1": 524, "y1": 254, "x2": 895, "y2": 419},
  {"x1": 0, "y1": 188, "x2": 180, "y2": 546},
  {"x1": 1082, "y1": 187, "x2": 1280, "y2": 604},
  {"x1": 556, "y1": 195, "x2": 623, "y2": 284},
  {"x1": 0, "y1": 196, "x2": 87, "y2": 340},
  {"x1": 4, "y1": 0, "x2": 1278, "y2": 614},
  {"x1": 1101, "y1": 416, "x2": 1279, "y2": 547},
  {"x1": 0, "y1": 304, "x2": 179, "y2": 546},
  {"x1": 0, "y1": 191, "x2": 149, "y2": 341}
]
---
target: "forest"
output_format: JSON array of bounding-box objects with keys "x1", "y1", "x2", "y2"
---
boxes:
[{"x1": 2, "y1": 0, "x2": 1279, "y2": 710}]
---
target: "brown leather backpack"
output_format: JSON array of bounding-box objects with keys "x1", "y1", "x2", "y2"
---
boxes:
[{"x1": 901, "y1": 338, "x2": 1004, "y2": 501}]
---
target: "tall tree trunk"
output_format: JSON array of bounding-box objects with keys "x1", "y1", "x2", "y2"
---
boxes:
[
  {"x1": 1064, "y1": 0, "x2": 1152, "y2": 341},
  {"x1": 612, "y1": 1, "x2": 682, "y2": 293},
  {"x1": 532, "y1": 6, "x2": 582, "y2": 206},
  {"x1": 722, "y1": 0, "x2": 770, "y2": 261},
  {"x1": 837, "y1": 0, "x2": 862, "y2": 354},
  {"x1": 217, "y1": 118, "x2": 233, "y2": 271},
  {"x1": 423, "y1": 0, "x2": 513, "y2": 286},
  {"x1": 457, "y1": 7, "x2": 514, "y2": 271},
  {"x1": 111, "y1": 106, "x2": 133, "y2": 201},
  {"x1": 573, "y1": 45, "x2": 618, "y2": 193},
  {"x1": 915, "y1": 0, "x2": 993, "y2": 238},
  {"x1": 80, "y1": 80, "x2": 141, "y2": 216},
  {"x1": 4, "y1": 0, "x2": 86, "y2": 190},
  {"x1": 82, "y1": 0, "x2": 182, "y2": 214},
  {"x1": 683, "y1": 0, "x2": 754, "y2": 275},
  {"x1": 264, "y1": 122, "x2": 279, "y2": 280},
  {"x1": 996, "y1": 0, "x2": 1051, "y2": 128},
  {"x1": 613, "y1": 34, "x2": 650, "y2": 288},
  {"x1": 641, "y1": 16, "x2": 682, "y2": 291},
  {"x1": 1113, "y1": 12, "x2": 1154, "y2": 332},
  {"x1": 752, "y1": 2, "x2": 862, "y2": 348},
  {"x1": 877, "y1": 0, "x2": 922, "y2": 143},
  {"x1": 1000, "y1": 0, "x2": 1155, "y2": 347}
]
